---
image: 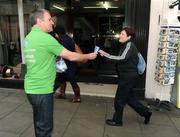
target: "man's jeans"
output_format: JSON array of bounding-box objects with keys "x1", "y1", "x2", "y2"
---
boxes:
[{"x1": 27, "y1": 93, "x2": 54, "y2": 137}]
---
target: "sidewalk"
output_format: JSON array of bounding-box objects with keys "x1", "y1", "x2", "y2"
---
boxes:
[{"x1": 0, "y1": 87, "x2": 180, "y2": 137}]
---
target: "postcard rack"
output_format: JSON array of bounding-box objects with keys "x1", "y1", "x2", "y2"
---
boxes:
[{"x1": 155, "y1": 26, "x2": 180, "y2": 85}]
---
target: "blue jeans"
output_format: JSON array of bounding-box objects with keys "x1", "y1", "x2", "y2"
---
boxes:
[{"x1": 27, "y1": 93, "x2": 54, "y2": 137}]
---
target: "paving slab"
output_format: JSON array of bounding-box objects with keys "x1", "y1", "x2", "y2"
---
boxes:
[{"x1": 0, "y1": 88, "x2": 179, "y2": 137}]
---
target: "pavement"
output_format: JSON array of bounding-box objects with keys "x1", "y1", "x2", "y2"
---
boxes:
[{"x1": 0, "y1": 84, "x2": 180, "y2": 137}]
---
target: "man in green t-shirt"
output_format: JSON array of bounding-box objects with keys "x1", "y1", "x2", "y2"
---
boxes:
[{"x1": 24, "y1": 9, "x2": 97, "y2": 137}]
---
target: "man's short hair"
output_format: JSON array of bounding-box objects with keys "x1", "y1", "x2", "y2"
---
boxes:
[{"x1": 29, "y1": 9, "x2": 49, "y2": 26}]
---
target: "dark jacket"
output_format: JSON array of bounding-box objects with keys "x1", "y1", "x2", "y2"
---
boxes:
[
  {"x1": 103, "y1": 41, "x2": 138, "y2": 74},
  {"x1": 60, "y1": 34, "x2": 77, "y2": 74}
]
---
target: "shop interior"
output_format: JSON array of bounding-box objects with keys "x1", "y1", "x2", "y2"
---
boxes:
[
  {"x1": 0, "y1": 0, "x2": 150, "y2": 97},
  {"x1": 0, "y1": 0, "x2": 125, "y2": 82}
]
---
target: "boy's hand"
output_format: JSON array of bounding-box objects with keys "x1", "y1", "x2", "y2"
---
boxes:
[{"x1": 98, "y1": 50, "x2": 105, "y2": 56}]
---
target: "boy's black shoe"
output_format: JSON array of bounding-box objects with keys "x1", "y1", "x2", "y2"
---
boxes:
[
  {"x1": 144, "y1": 111, "x2": 152, "y2": 124},
  {"x1": 106, "y1": 119, "x2": 122, "y2": 126}
]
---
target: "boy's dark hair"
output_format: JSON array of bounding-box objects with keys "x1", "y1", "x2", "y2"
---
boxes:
[{"x1": 122, "y1": 27, "x2": 135, "y2": 38}]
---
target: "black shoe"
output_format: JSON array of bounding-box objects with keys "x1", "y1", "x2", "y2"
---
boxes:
[
  {"x1": 144, "y1": 111, "x2": 152, "y2": 124},
  {"x1": 106, "y1": 119, "x2": 123, "y2": 126}
]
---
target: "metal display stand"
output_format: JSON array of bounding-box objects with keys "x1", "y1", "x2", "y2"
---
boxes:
[
  {"x1": 153, "y1": 87, "x2": 172, "y2": 111},
  {"x1": 171, "y1": 40, "x2": 180, "y2": 109},
  {"x1": 155, "y1": 26, "x2": 179, "y2": 85},
  {"x1": 154, "y1": 25, "x2": 180, "y2": 111}
]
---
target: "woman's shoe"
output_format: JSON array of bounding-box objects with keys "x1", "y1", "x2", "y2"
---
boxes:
[
  {"x1": 71, "y1": 97, "x2": 81, "y2": 103},
  {"x1": 54, "y1": 92, "x2": 66, "y2": 99},
  {"x1": 106, "y1": 119, "x2": 122, "y2": 126}
]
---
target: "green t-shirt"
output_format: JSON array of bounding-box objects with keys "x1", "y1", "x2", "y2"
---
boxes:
[{"x1": 24, "y1": 27, "x2": 64, "y2": 94}]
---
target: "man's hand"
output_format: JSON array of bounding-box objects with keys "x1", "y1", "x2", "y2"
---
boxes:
[
  {"x1": 60, "y1": 48, "x2": 97, "y2": 62},
  {"x1": 87, "y1": 53, "x2": 97, "y2": 60}
]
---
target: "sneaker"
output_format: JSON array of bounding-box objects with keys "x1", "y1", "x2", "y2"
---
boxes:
[{"x1": 144, "y1": 111, "x2": 152, "y2": 124}]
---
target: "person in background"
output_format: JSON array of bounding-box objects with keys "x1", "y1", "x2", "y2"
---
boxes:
[
  {"x1": 98, "y1": 27, "x2": 152, "y2": 126},
  {"x1": 24, "y1": 9, "x2": 97, "y2": 137},
  {"x1": 53, "y1": 26, "x2": 82, "y2": 103}
]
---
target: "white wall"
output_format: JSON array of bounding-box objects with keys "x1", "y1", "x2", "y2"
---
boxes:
[{"x1": 145, "y1": 0, "x2": 179, "y2": 101}]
